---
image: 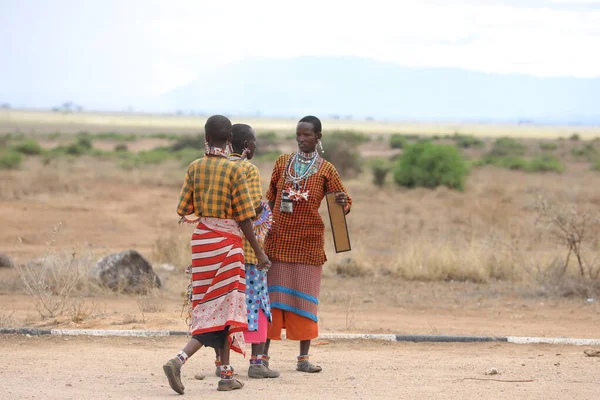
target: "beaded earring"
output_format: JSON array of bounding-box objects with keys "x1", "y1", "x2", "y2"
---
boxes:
[
  {"x1": 241, "y1": 147, "x2": 250, "y2": 160},
  {"x1": 318, "y1": 139, "x2": 324, "y2": 154},
  {"x1": 204, "y1": 140, "x2": 211, "y2": 155}
]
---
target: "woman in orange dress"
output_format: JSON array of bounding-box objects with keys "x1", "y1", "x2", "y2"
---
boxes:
[{"x1": 262, "y1": 115, "x2": 352, "y2": 373}]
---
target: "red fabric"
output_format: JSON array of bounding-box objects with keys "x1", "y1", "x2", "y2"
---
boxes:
[
  {"x1": 265, "y1": 153, "x2": 352, "y2": 265},
  {"x1": 189, "y1": 222, "x2": 248, "y2": 355}
]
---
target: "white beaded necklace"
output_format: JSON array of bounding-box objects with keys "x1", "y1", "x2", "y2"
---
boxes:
[{"x1": 287, "y1": 151, "x2": 319, "y2": 183}]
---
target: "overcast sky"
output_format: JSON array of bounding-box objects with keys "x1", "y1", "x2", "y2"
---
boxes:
[{"x1": 1, "y1": 0, "x2": 599, "y2": 108}]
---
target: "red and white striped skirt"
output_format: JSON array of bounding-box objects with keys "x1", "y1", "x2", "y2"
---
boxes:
[{"x1": 189, "y1": 219, "x2": 248, "y2": 356}]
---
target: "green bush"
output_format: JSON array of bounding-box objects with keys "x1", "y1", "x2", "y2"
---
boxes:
[
  {"x1": 114, "y1": 143, "x2": 128, "y2": 152},
  {"x1": 480, "y1": 156, "x2": 528, "y2": 170},
  {"x1": 255, "y1": 131, "x2": 280, "y2": 158},
  {"x1": 150, "y1": 133, "x2": 181, "y2": 140},
  {"x1": 11, "y1": 139, "x2": 43, "y2": 155},
  {"x1": 539, "y1": 141, "x2": 558, "y2": 151},
  {"x1": 371, "y1": 158, "x2": 391, "y2": 187},
  {"x1": 75, "y1": 133, "x2": 93, "y2": 150},
  {"x1": 321, "y1": 132, "x2": 366, "y2": 178},
  {"x1": 95, "y1": 132, "x2": 137, "y2": 141},
  {"x1": 65, "y1": 143, "x2": 88, "y2": 156},
  {"x1": 171, "y1": 135, "x2": 204, "y2": 151},
  {"x1": 174, "y1": 148, "x2": 202, "y2": 166},
  {"x1": 486, "y1": 137, "x2": 526, "y2": 158},
  {"x1": 570, "y1": 143, "x2": 598, "y2": 161},
  {"x1": 136, "y1": 148, "x2": 171, "y2": 164},
  {"x1": 254, "y1": 151, "x2": 281, "y2": 162},
  {"x1": 393, "y1": 141, "x2": 470, "y2": 190},
  {"x1": 390, "y1": 134, "x2": 408, "y2": 149},
  {"x1": 526, "y1": 154, "x2": 565, "y2": 173},
  {"x1": 0, "y1": 150, "x2": 23, "y2": 169},
  {"x1": 452, "y1": 134, "x2": 484, "y2": 149},
  {"x1": 592, "y1": 160, "x2": 600, "y2": 171},
  {"x1": 570, "y1": 133, "x2": 580, "y2": 141}
]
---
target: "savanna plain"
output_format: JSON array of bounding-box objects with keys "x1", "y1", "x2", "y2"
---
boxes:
[{"x1": 1, "y1": 110, "x2": 600, "y2": 399}]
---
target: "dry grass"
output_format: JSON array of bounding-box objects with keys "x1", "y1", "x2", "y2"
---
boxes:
[
  {"x1": 319, "y1": 164, "x2": 600, "y2": 296},
  {"x1": 12, "y1": 224, "x2": 104, "y2": 318},
  {"x1": 0, "y1": 309, "x2": 17, "y2": 327},
  {"x1": 2, "y1": 109, "x2": 599, "y2": 138},
  {"x1": 3, "y1": 129, "x2": 600, "y2": 301}
]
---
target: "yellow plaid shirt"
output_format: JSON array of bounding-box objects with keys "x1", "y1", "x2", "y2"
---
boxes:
[
  {"x1": 177, "y1": 156, "x2": 256, "y2": 223},
  {"x1": 230, "y1": 159, "x2": 263, "y2": 265}
]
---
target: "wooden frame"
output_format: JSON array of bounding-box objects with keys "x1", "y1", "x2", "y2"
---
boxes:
[{"x1": 325, "y1": 192, "x2": 351, "y2": 253}]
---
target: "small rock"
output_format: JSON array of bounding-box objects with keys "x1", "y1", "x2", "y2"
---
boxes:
[
  {"x1": 0, "y1": 253, "x2": 15, "y2": 268},
  {"x1": 194, "y1": 373, "x2": 205, "y2": 380},
  {"x1": 584, "y1": 349, "x2": 600, "y2": 357},
  {"x1": 485, "y1": 368, "x2": 499, "y2": 376},
  {"x1": 66, "y1": 384, "x2": 72, "y2": 387}
]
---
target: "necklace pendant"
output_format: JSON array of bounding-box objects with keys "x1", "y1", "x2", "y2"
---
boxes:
[{"x1": 288, "y1": 187, "x2": 310, "y2": 202}]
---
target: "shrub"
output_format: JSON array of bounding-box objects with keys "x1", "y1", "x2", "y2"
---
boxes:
[
  {"x1": 539, "y1": 141, "x2": 558, "y2": 151},
  {"x1": 486, "y1": 137, "x2": 526, "y2": 158},
  {"x1": 570, "y1": 133, "x2": 580, "y2": 141},
  {"x1": 592, "y1": 160, "x2": 600, "y2": 171},
  {"x1": 526, "y1": 154, "x2": 565, "y2": 173},
  {"x1": 480, "y1": 156, "x2": 528, "y2": 170},
  {"x1": 393, "y1": 141, "x2": 470, "y2": 190},
  {"x1": 570, "y1": 143, "x2": 598, "y2": 162},
  {"x1": 171, "y1": 135, "x2": 203, "y2": 151},
  {"x1": 114, "y1": 143, "x2": 128, "y2": 152},
  {"x1": 452, "y1": 134, "x2": 484, "y2": 149},
  {"x1": 75, "y1": 133, "x2": 93, "y2": 150},
  {"x1": 371, "y1": 158, "x2": 391, "y2": 187},
  {"x1": 95, "y1": 132, "x2": 137, "y2": 142},
  {"x1": 65, "y1": 143, "x2": 88, "y2": 156},
  {"x1": 255, "y1": 131, "x2": 280, "y2": 158},
  {"x1": 11, "y1": 139, "x2": 43, "y2": 155},
  {"x1": 136, "y1": 148, "x2": 171, "y2": 165},
  {"x1": 254, "y1": 151, "x2": 281, "y2": 162},
  {"x1": 174, "y1": 148, "x2": 202, "y2": 166},
  {"x1": 150, "y1": 133, "x2": 181, "y2": 140},
  {"x1": 321, "y1": 131, "x2": 366, "y2": 178},
  {"x1": 390, "y1": 134, "x2": 408, "y2": 149},
  {"x1": 0, "y1": 150, "x2": 23, "y2": 169}
]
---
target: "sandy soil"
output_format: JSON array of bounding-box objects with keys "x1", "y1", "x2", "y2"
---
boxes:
[
  {"x1": 2, "y1": 142, "x2": 600, "y2": 399},
  {"x1": 1, "y1": 335, "x2": 599, "y2": 400}
]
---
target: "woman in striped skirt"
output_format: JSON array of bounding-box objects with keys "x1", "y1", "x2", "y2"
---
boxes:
[{"x1": 162, "y1": 115, "x2": 271, "y2": 394}]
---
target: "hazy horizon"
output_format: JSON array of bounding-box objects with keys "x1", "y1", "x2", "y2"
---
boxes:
[{"x1": 2, "y1": 1, "x2": 599, "y2": 123}]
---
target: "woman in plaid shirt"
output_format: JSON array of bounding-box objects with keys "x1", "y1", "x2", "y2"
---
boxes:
[
  {"x1": 263, "y1": 115, "x2": 352, "y2": 373},
  {"x1": 163, "y1": 115, "x2": 271, "y2": 394}
]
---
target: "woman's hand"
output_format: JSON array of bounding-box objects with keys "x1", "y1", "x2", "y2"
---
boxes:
[
  {"x1": 334, "y1": 192, "x2": 348, "y2": 207},
  {"x1": 256, "y1": 250, "x2": 272, "y2": 271}
]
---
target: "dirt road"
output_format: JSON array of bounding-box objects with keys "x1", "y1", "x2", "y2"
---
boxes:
[{"x1": 0, "y1": 335, "x2": 598, "y2": 400}]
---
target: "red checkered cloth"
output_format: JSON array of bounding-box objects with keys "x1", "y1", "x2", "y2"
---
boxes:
[
  {"x1": 264, "y1": 153, "x2": 352, "y2": 265},
  {"x1": 266, "y1": 262, "x2": 323, "y2": 322}
]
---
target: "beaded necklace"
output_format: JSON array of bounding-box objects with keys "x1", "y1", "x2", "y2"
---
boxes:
[{"x1": 285, "y1": 151, "x2": 321, "y2": 202}]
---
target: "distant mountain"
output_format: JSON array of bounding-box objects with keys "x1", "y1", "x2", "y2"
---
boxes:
[{"x1": 159, "y1": 56, "x2": 600, "y2": 124}]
